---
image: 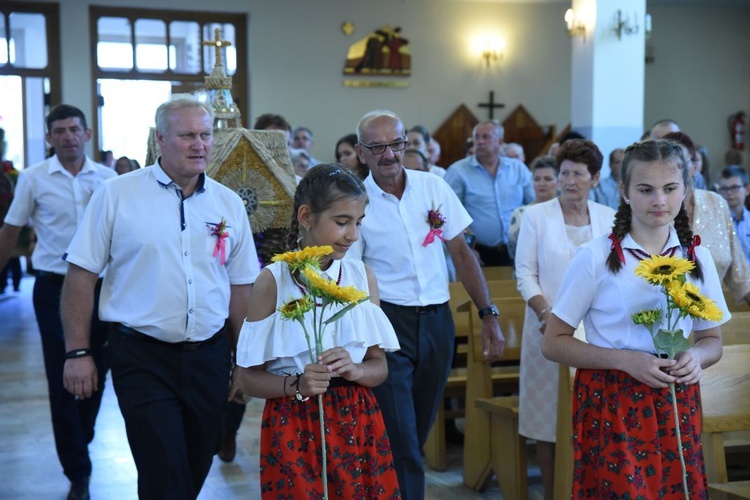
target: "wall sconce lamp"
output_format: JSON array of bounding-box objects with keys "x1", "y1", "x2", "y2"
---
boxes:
[
  {"x1": 480, "y1": 38, "x2": 504, "y2": 68},
  {"x1": 565, "y1": 9, "x2": 585, "y2": 38},
  {"x1": 614, "y1": 10, "x2": 652, "y2": 40},
  {"x1": 482, "y1": 48, "x2": 502, "y2": 67}
]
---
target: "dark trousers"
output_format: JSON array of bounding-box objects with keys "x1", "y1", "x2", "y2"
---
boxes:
[
  {"x1": 222, "y1": 401, "x2": 246, "y2": 436},
  {"x1": 475, "y1": 243, "x2": 512, "y2": 267},
  {"x1": 373, "y1": 302, "x2": 455, "y2": 500},
  {"x1": 1, "y1": 257, "x2": 21, "y2": 291},
  {"x1": 32, "y1": 273, "x2": 109, "y2": 483},
  {"x1": 108, "y1": 325, "x2": 231, "y2": 500}
]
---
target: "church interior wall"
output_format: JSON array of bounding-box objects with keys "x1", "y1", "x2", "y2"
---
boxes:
[{"x1": 22, "y1": 0, "x2": 750, "y2": 173}]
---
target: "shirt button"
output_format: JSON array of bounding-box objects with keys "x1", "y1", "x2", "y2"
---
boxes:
[
  {"x1": 188, "y1": 279, "x2": 193, "y2": 284},
  {"x1": 184, "y1": 251, "x2": 188, "y2": 256},
  {"x1": 189, "y1": 309, "x2": 193, "y2": 314}
]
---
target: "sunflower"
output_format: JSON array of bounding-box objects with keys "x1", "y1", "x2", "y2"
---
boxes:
[
  {"x1": 634, "y1": 255, "x2": 694, "y2": 285},
  {"x1": 272, "y1": 245, "x2": 334, "y2": 272},
  {"x1": 278, "y1": 295, "x2": 315, "y2": 320},
  {"x1": 631, "y1": 309, "x2": 663, "y2": 326},
  {"x1": 666, "y1": 280, "x2": 723, "y2": 322},
  {"x1": 301, "y1": 267, "x2": 368, "y2": 304}
]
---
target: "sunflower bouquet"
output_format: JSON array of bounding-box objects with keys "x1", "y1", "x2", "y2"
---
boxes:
[
  {"x1": 631, "y1": 254, "x2": 723, "y2": 499},
  {"x1": 271, "y1": 245, "x2": 369, "y2": 499}
]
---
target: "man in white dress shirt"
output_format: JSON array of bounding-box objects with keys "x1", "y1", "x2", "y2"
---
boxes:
[
  {"x1": 350, "y1": 109, "x2": 505, "y2": 499},
  {"x1": 60, "y1": 95, "x2": 259, "y2": 499},
  {"x1": 0, "y1": 104, "x2": 115, "y2": 500}
]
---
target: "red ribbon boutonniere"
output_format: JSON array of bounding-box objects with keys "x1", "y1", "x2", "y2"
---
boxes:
[
  {"x1": 208, "y1": 218, "x2": 230, "y2": 265},
  {"x1": 422, "y1": 207, "x2": 446, "y2": 247}
]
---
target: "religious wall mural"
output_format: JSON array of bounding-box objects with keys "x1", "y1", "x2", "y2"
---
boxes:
[{"x1": 343, "y1": 25, "x2": 411, "y2": 76}]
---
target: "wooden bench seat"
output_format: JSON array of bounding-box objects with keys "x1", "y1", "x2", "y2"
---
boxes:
[
  {"x1": 701, "y1": 344, "x2": 750, "y2": 484},
  {"x1": 475, "y1": 396, "x2": 527, "y2": 500}
]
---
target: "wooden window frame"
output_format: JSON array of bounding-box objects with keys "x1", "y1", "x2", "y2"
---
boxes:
[{"x1": 89, "y1": 6, "x2": 248, "y2": 159}]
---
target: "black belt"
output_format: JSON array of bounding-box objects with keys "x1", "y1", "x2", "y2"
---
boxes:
[
  {"x1": 112, "y1": 322, "x2": 227, "y2": 351},
  {"x1": 380, "y1": 300, "x2": 448, "y2": 315},
  {"x1": 328, "y1": 377, "x2": 359, "y2": 388},
  {"x1": 35, "y1": 270, "x2": 66, "y2": 282}
]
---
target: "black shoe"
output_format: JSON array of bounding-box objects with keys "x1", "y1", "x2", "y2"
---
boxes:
[
  {"x1": 67, "y1": 477, "x2": 90, "y2": 500},
  {"x1": 218, "y1": 431, "x2": 237, "y2": 462}
]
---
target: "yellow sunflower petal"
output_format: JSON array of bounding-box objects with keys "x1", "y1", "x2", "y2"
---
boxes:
[
  {"x1": 278, "y1": 295, "x2": 315, "y2": 320},
  {"x1": 634, "y1": 255, "x2": 695, "y2": 285},
  {"x1": 300, "y1": 267, "x2": 368, "y2": 304},
  {"x1": 667, "y1": 280, "x2": 723, "y2": 322},
  {"x1": 271, "y1": 245, "x2": 334, "y2": 271}
]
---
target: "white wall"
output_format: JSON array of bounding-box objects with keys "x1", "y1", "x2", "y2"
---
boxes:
[
  {"x1": 645, "y1": 5, "x2": 750, "y2": 180},
  {"x1": 23, "y1": 0, "x2": 750, "y2": 176}
]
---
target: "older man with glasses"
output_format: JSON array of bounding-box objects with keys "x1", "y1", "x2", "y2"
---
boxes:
[{"x1": 349, "y1": 109, "x2": 505, "y2": 499}]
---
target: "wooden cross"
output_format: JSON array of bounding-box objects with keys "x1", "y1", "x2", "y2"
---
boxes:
[
  {"x1": 478, "y1": 91, "x2": 505, "y2": 119},
  {"x1": 202, "y1": 28, "x2": 232, "y2": 66}
]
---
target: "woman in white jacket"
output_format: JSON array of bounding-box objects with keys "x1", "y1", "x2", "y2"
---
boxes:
[{"x1": 515, "y1": 139, "x2": 616, "y2": 500}]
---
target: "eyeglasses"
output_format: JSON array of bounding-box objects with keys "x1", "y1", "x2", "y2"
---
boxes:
[
  {"x1": 718, "y1": 185, "x2": 745, "y2": 194},
  {"x1": 358, "y1": 139, "x2": 407, "y2": 155}
]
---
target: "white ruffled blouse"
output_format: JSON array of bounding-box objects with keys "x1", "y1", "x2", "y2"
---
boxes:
[{"x1": 235, "y1": 257, "x2": 400, "y2": 376}]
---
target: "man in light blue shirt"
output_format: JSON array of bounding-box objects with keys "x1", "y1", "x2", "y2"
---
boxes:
[
  {"x1": 590, "y1": 148, "x2": 623, "y2": 210},
  {"x1": 444, "y1": 120, "x2": 534, "y2": 265},
  {"x1": 719, "y1": 165, "x2": 750, "y2": 264}
]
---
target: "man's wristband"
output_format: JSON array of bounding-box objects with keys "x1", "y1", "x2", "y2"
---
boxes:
[{"x1": 65, "y1": 348, "x2": 92, "y2": 359}]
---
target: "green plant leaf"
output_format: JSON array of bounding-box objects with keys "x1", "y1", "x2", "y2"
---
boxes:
[
  {"x1": 324, "y1": 296, "x2": 370, "y2": 324},
  {"x1": 653, "y1": 328, "x2": 691, "y2": 359}
]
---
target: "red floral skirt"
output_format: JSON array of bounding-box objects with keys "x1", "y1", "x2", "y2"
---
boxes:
[
  {"x1": 260, "y1": 385, "x2": 401, "y2": 499},
  {"x1": 571, "y1": 368, "x2": 707, "y2": 499}
]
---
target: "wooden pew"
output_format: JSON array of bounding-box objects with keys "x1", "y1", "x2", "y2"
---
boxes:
[
  {"x1": 463, "y1": 296, "x2": 526, "y2": 491},
  {"x1": 701, "y1": 344, "x2": 750, "y2": 483},
  {"x1": 475, "y1": 396, "x2": 526, "y2": 500},
  {"x1": 553, "y1": 365, "x2": 576, "y2": 500},
  {"x1": 423, "y1": 284, "x2": 521, "y2": 471},
  {"x1": 483, "y1": 266, "x2": 515, "y2": 281}
]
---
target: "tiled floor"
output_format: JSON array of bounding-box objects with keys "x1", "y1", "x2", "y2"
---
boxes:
[{"x1": 0, "y1": 275, "x2": 544, "y2": 499}]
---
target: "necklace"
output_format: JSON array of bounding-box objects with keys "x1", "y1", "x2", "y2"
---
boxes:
[
  {"x1": 292, "y1": 263, "x2": 343, "y2": 307},
  {"x1": 626, "y1": 246, "x2": 678, "y2": 261}
]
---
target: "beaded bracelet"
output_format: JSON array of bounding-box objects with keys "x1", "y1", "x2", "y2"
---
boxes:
[
  {"x1": 65, "y1": 348, "x2": 92, "y2": 359},
  {"x1": 290, "y1": 373, "x2": 309, "y2": 402}
]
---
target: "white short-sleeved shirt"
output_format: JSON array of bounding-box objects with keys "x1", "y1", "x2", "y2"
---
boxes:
[
  {"x1": 4, "y1": 155, "x2": 116, "y2": 274},
  {"x1": 64, "y1": 162, "x2": 260, "y2": 342},
  {"x1": 553, "y1": 227, "x2": 731, "y2": 353},
  {"x1": 349, "y1": 168, "x2": 472, "y2": 306},
  {"x1": 235, "y1": 258, "x2": 400, "y2": 375}
]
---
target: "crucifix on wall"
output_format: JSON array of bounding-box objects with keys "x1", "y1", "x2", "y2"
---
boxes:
[{"x1": 478, "y1": 91, "x2": 505, "y2": 119}]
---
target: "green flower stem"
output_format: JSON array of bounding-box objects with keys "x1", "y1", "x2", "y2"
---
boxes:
[
  {"x1": 318, "y1": 393, "x2": 328, "y2": 499},
  {"x1": 669, "y1": 382, "x2": 689, "y2": 499}
]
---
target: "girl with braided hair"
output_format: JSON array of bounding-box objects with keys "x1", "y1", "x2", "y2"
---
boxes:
[
  {"x1": 542, "y1": 139, "x2": 729, "y2": 499},
  {"x1": 233, "y1": 163, "x2": 401, "y2": 499}
]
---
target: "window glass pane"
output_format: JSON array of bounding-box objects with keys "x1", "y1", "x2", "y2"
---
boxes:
[
  {"x1": 99, "y1": 78, "x2": 172, "y2": 166},
  {"x1": 135, "y1": 19, "x2": 167, "y2": 72},
  {"x1": 202, "y1": 23, "x2": 236, "y2": 75},
  {"x1": 0, "y1": 75, "x2": 24, "y2": 168},
  {"x1": 0, "y1": 14, "x2": 7, "y2": 65},
  {"x1": 169, "y1": 21, "x2": 200, "y2": 75},
  {"x1": 97, "y1": 17, "x2": 132, "y2": 70},
  {"x1": 8, "y1": 12, "x2": 47, "y2": 68}
]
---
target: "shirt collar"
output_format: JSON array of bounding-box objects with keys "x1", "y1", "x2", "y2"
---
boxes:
[
  {"x1": 153, "y1": 157, "x2": 207, "y2": 195},
  {"x1": 733, "y1": 207, "x2": 750, "y2": 223},
  {"x1": 365, "y1": 166, "x2": 410, "y2": 198},
  {"x1": 47, "y1": 155, "x2": 96, "y2": 177},
  {"x1": 621, "y1": 225, "x2": 682, "y2": 254}
]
